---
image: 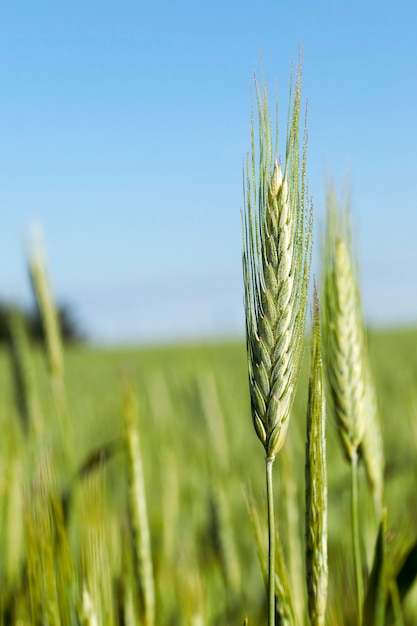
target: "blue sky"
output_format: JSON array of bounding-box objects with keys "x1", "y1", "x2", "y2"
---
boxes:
[{"x1": 1, "y1": 1, "x2": 417, "y2": 343}]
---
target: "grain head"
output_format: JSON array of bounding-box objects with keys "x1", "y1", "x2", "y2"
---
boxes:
[
  {"x1": 322, "y1": 188, "x2": 384, "y2": 506},
  {"x1": 322, "y1": 192, "x2": 366, "y2": 460},
  {"x1": 242, "y1": 60, "x2": 312, "y2": 459}
]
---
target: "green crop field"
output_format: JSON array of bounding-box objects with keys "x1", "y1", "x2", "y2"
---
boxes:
[
  {"x1": 2, "y1": 61, "x2": 417, "y2": 626},
  {"x1": 1, "y1": 327, "x2": 417, "y2": 625}
]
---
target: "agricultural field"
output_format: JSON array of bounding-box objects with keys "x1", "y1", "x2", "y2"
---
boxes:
[
  {"x1": 1, "y1": 323, "x2": 417, "y2": 625},
  {"x1": 2, "y1": 58, "x2": 417, "y2": 626}
]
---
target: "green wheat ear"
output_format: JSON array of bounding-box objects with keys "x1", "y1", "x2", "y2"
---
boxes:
[
  {"x1": 322, "y1": 207, "x2": 366, "y2": 461},
  {"x1": 242, "y1": 61, "x2": 312, "y2": 460},
  {"x1": 305, "y1": 287, "x2": 328, "y2": 626},
  {"x1": 322, "y1": 187, "x2": 384, "y2": 503}
]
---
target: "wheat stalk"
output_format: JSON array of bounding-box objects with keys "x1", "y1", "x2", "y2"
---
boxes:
[
  {"x1": 243, "y1": 487, "x2": 296, "y2": 625},
  {"x1": 242, "y1": 57, "x2": 312, "y2": 626}
]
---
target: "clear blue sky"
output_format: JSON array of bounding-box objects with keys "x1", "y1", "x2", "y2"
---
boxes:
[{"x1": 1, "y1": 1, "x2": 417, "y2": 343}]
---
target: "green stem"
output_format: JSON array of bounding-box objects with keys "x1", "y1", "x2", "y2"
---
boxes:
[
  {"x1": 351, "y1": 449, "x2": 363, "y2": 623},
  {"x1": 266, "y1": 455, "x2": 276, "y2": 626}
]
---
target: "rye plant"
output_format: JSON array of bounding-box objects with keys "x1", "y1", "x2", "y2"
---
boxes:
[
  {"x1": 322, "y1": 188, "x2": 384, "y2": 622},
  {"x1": 322, "y1": 194, "x2": 365, "y2": 620},
  {"x1": 242, "y1": 60, "x2": 312, "y2": 625}
]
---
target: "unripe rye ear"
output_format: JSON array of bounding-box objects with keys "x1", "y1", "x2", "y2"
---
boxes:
[{"x1": 242, "y1": 56, "x2": 312, "y2": 626}]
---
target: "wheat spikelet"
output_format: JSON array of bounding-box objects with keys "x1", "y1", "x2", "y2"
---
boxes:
[{"x1": 242, "y1": 60, "x2": 312, "y2": 460}]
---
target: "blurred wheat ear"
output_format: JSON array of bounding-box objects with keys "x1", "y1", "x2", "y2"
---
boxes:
[
  {"x1": 322, "y1": 186, "x2": 385, "y2": 621},
  {"x1": 322, "y1": 202, "x2": 365, "y2": 461},
  {"x1": 322, "y1": 188, "x2": 384, "y2": 495},
  {"x1": 242, "y1": 56, "x2": 312, "y2": 626},
  {"x1": 27, "y1": 228, "x2": 74, "y2": 474},
  {"x1": 125, "y1": 390, "x2": 155, "y2": 626},
  {"x1": 27, "y1": 230, "x2": 64, "y2": 385}
]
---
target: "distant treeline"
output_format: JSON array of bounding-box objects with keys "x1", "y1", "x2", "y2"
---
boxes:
[{"x1": 0, "y1": 301, "x2": 85, "y2": 344}]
